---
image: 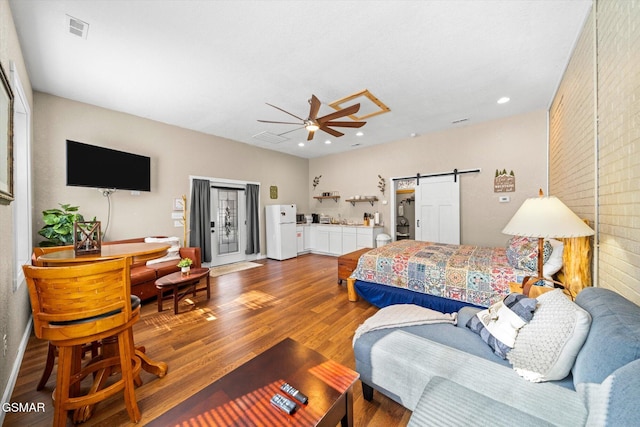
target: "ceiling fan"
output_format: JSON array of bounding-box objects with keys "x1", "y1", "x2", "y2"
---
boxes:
[{"x1": 258, "y1": 94, "x2": 366, "y2": 141}]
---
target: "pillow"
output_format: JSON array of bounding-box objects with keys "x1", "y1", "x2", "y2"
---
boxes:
[
  {"x1": 466, "y1": 293, "x2": 537, "y2": 359},
  {"x1": 145, "y1": 236, "x2": 180, "y2": 248},
  {"x1": 543, "y1": 238, "x2": 564, "y2": 279},
  {"x1": 145, "y1": 236, "x2": 181, "y2": 265},
  {"x1": 507, "y1": 289, "x2": 592, "y2": 382},
  {"x1": 506, "y1": 236, "x2": 553, "y2": 272}
]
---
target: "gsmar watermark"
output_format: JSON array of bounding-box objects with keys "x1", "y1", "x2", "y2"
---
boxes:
[{"x1": 2, "y1": 402, "x2": 46, "y2": 413}]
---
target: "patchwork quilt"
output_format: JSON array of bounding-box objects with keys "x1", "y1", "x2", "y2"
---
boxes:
[{"x1": 350, "y1": 240, "x2": 530, "y2": 307}]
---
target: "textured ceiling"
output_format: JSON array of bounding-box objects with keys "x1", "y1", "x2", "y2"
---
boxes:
[{"x1": 9, "y1": 0, "x2": 592, "y2": 158}]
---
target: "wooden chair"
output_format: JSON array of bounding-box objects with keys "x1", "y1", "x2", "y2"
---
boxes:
[
  {"x1": 31, "y1": 246, "x2": 102, "y2": 392},
  {"x1": 23, "y1": 258, "x2": 141, "y2": 426}
]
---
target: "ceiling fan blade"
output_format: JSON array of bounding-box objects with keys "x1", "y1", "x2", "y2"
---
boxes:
[
  {"x1": 322, "y1": 121, "x2": 366, "y2": 128},
  {"x1": 307, "y1": 130, "x2": 316, "y2": 141},
  {"x1": 265, "y1": 102, "x2": 306, "y2": 122},
  {"x1": 319, "y1": 126, "x2": 344, "y2": 138},
  {"x1": 317, "y1": 103, "x2": 361, "y2": 123},
  {"x1": 308, "y1": 95, "x2": 321, "y2": 120},
  {"x1": 258, "y1": 119, "x2": 303, "y2": 125}
]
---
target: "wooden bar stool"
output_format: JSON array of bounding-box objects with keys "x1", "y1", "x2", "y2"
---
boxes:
[
  {"x1": 23, "y1": 258, "x2": 142, "y2": 427},
  {"x1": 31, "y1": 246, "x2": 100, "y2": 392}
]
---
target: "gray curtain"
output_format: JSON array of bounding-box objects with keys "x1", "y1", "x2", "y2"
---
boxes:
[
  {"x1": 245, "y1": 184, "x2": 260, "y2": 254},
  {"x1": 189, "y1": 179, "x2": 212, "y2": 262}
]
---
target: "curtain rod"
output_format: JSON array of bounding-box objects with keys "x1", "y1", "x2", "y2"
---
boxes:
[{"x1": 392, "y1": 168, "x2": 481, "y2": 184}]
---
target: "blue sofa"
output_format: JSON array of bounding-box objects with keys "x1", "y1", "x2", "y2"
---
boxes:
[{"x1": 353, "y1": 287, "x2": 640, "y2": 426}]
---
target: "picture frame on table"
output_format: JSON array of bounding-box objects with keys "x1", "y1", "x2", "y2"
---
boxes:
[{"x1": 0, "y1": 62, "x2": 14, "y2": 203}]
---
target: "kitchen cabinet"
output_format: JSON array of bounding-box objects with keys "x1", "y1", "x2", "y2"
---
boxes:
[
  {"x1": 316, "y1": 226, "x2": 330, "y2": 254},
  {"x1": 308, "y1": 225, "x2": 383, "y2": 255},
  {"x1": 303, "y1": 225, "x2": 312, "y2": 251},
  {"x1": 296, "y1": 226, "x2": 304, "y2": 254},
  {"x1": 342, "y1": 227, "x2": 357, "y2": 253},
  {"x1": 329, "y1": 229, "x2": 343, "y2": 255},
  {"x1": 357, "y1": 226, "x2": 383, "y2": 249},
  {"x1": 316, "y1": 225, "x2": 344, "y2": 255}
]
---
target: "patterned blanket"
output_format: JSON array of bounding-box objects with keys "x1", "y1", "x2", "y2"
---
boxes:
[{"x1": 350, "y1": 240, "x2": 529, "y2": 307}]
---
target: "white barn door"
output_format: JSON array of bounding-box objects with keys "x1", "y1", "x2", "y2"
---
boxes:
[{"x1": 415, "y1": 176, "x2": 460, "y2": 244}]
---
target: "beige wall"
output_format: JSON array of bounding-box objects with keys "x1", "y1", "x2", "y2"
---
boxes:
[
  {"x1": 310, "y1": 109, "x2": 549, "y2": 247},
  {"x1": 32, "y1": 93, "x2": 309, "y2": 247},
  {"x1": 550, "y1": 0, "x2": 640, "y2": 304},
  {"x1": 0, "y1": 0, "x2": 33, "y2": 410}
]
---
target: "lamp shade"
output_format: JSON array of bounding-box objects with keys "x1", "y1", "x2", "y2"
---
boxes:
[{"x1": 502, "y1": 196, "x2": 594, "y2": 238}]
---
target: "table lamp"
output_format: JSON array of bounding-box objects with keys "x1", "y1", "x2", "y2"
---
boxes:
[{"x1": 502, "y1": 189, "x2": 594, "y2": 293}]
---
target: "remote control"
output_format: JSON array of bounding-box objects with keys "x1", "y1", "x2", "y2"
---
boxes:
[
  {"x1": 280, "y1": 382, "x2": 308, "y2": 404},
  {"x1": 270, "y1": 393, "x2": 297, "y2": 415}
]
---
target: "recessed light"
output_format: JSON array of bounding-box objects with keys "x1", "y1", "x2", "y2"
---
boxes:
[
  {"x1": 324, "y1": 140, "x2": 332, "y2": 145},
  {"x1": 356, "y1": 131, "x2": 364, "y2": 137},
  {"x1": 298, "y1": 142, "x2": 305, "y2": 147},
  {"x1": 497, "y1": 97, "x2": 510, "y2": 104}
]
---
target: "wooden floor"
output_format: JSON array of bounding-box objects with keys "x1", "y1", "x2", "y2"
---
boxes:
[{"x1": 5, "y1": 254, "x2": 412, "y2": 426}]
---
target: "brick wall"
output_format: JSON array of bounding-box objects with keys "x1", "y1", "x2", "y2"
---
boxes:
[
  {"x1": 549, "y1": 0, "x2": 640, "y2": 304},
  {"x1": 549, "y1": 8, "x2": 596, "y2": 219},
  {"x1": 596, "y1": 0, "x2": 640, "y2": 303}
]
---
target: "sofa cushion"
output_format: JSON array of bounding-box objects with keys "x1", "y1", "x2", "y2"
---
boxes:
[
  {"x1": 572, "y1": 287, "x2": 640, "y2": 386},
  {"x1": 408, "y1": 377, "x2": 557, "y2": 427},
  {"x1": 150, "y1": 260, "x2": 181, "y2": 278},
  {"x1": 361, "y1": 330, "x2": 584, "y2": 416},
  {"x1": 508, "y1": 289, "x2": 591, "y2": 382},
  {"x1": 466, "y1": 293, "x2": 537, "y2": 359},
  {"x1": 130, "y1": 266, "x2": 157, "y2": 286}
]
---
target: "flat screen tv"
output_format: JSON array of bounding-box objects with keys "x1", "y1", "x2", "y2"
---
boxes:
[{"x1": 66, "y1": 140, "x2": 151, "y2": 191}]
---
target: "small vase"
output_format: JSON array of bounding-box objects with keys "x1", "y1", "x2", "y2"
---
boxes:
[{"x1": 181, "y1": 266, "x2": 190, "y2": 275}]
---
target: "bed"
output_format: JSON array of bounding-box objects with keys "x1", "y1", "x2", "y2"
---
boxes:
[{"x1": 347, "y1": 236, "x2": 591, "y2": 313}]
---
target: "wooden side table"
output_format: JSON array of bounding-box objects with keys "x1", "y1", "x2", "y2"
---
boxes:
[{"x1": 155, "y1": 268, "x2": 211, "y2": 314}]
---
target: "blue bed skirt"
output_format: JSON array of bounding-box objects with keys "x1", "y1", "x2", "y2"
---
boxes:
[{"x1": 354, "y1": 279, "x2": 486, "y2": 314}]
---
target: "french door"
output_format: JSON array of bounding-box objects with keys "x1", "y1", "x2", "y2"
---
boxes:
[{"x1": 210, "y1": 186, "x2": 246, "y2": 266}]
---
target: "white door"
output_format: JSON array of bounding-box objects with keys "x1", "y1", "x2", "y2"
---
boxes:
[
  {"x1": 210, "y1": 186, "x2": 247, "y2": 266},
  {"x1": 415, "y1": 176, "x2": 460, "y2": 244}
]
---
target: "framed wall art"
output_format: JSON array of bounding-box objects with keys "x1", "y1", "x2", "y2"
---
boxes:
[{"x1": 0, "y1": 62, "x2": 14, "y2": 203}]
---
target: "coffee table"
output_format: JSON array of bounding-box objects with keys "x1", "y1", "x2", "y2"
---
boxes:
[
  {"x1": 147, "y1": 338, "x2": 360, "y2": 426},
  {"x1": 155, "y1": 268, "x2": 211, "y2": 314}
]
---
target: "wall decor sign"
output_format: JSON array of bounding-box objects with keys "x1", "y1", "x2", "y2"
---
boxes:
[
  {"x1": 0, "y1": 62, "x2": 14, "y2": 202},
  {"x1": 74, "y1": 221, "x2": 102, "y2": 256},
  {"x1": 494, "y1": 169, "x2": 515, "y2": 192}
]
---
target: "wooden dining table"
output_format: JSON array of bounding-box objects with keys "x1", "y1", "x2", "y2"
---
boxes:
[{"x1": 37, "y1": 242, "x2": 171, "y2": 266}]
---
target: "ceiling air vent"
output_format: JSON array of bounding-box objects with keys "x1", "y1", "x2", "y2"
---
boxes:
[
  {"x1": 252, "y1": 131, "x2": 289, "y2": 144},
  {"x1": 66, "y1": 15, "x2": 89, "y2": 39}
]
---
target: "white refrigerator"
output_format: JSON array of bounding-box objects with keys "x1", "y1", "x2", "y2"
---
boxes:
[{"x1": 266, "y1": 204, "x2": 297, "y2": 260}]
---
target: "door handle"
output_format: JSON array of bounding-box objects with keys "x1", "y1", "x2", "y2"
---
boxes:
[
  {"x1": 210, "y1": 221, "x2": 215, "y2": 233},
  {"x1": 417, "y1": 220, "x2": 420, "y2": 227}
]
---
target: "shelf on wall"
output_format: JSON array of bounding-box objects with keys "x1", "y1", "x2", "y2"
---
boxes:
[
  {"x1": 313, "y1": 196, "x2": 340, "y2": 203},
  {"x1": 345, "y1": 197, "x2": 378, "y2": 206}
]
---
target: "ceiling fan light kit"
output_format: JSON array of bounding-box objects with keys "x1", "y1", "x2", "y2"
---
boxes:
[{"x1": 258, "y1": 92, "x2": 375, "y2": 141}]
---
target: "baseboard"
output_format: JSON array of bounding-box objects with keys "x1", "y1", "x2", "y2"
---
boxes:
[{"x1": 1, "y1": 316, "x2": 33, "y2": 425}]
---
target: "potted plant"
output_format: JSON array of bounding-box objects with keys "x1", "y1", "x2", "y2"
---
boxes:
[
  {"x1": 38, "y1": 203, "x2": 88, "y2": 247},
  {"x1": 177, "y1": 257, "x2": 193, "y2": 274}
]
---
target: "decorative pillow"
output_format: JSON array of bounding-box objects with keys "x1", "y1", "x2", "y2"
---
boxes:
[
  {"x1": 543, "y1": 238, "x2": 564, "y2": 279},
  {"x1": 466, "y1": 293, "x2": 537, "y2": 359},
  {"x1": 145, "y1": 236, "x2": 181, "y2": 265},
  {"x1": 507, "y1": 289, "x2": 592, "y2": 382},
  {"x1": 506, "y1": 236, "x2": 553, "y2": 272}
]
